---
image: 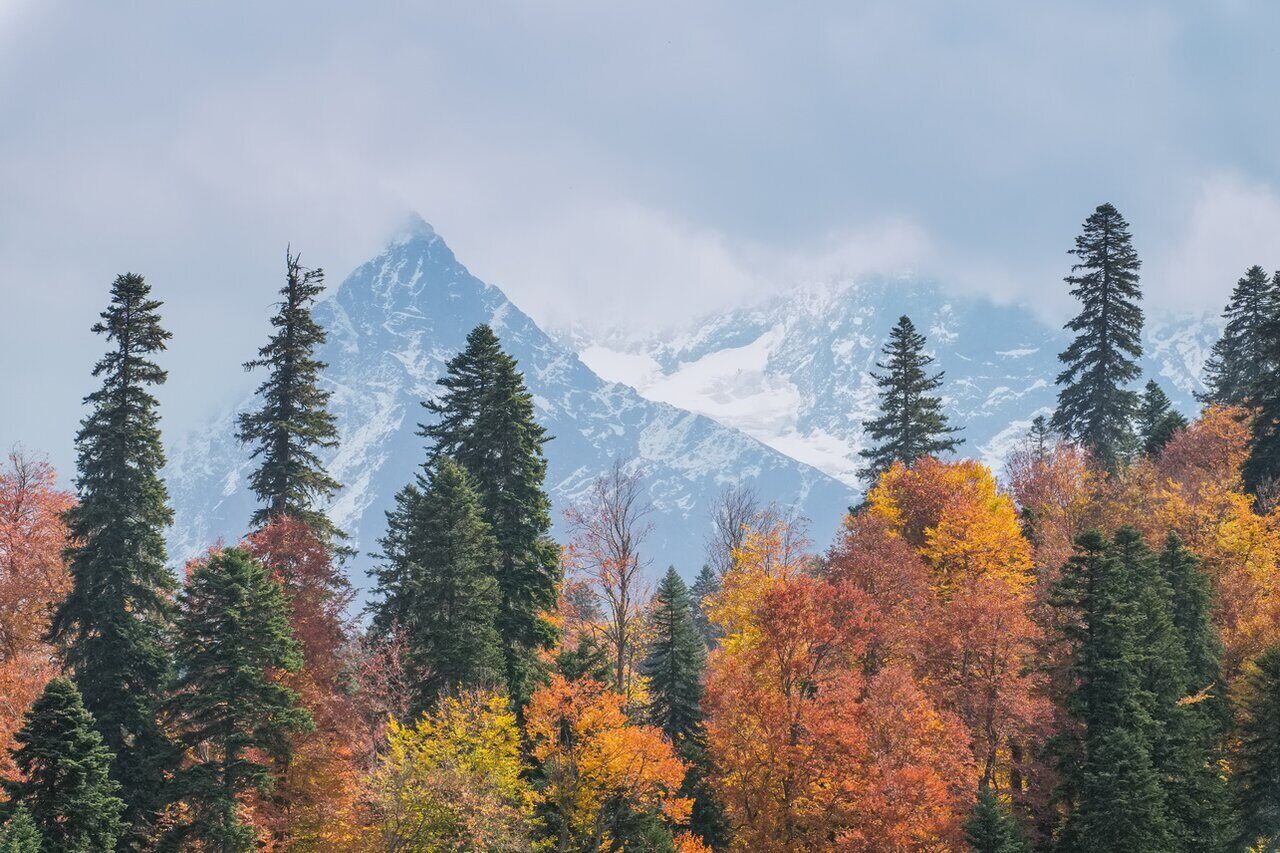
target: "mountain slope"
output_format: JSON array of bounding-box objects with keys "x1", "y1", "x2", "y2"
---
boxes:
[
  {"x1": 165, "y1": 217, "x2": 855, "y2": 587},
  {"x1": 578, "y1": 277, "x2": 1219, "y2": 487}
]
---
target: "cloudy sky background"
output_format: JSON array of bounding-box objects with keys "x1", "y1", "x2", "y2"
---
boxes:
[{"x1": 3, "y1": 1, "x2": 1280, "y2": 475}]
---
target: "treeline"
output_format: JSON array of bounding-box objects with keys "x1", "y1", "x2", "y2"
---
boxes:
[{"x1": 2, "y1": 204, "x2": 1280, "y2": 851}]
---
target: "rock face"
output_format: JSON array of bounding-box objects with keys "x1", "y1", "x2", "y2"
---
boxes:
[
  {"x1": 165, "y1": 217, "x2": 856, "y2": 589},
  {"x1": 577, "y1": 277, "x2": 1217, "y2": 488}
]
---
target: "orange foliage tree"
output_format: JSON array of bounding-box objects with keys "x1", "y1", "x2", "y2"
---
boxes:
[
  {"x1": 242, "y1": 517, "x2": 365, "y2": 849},
  {"x1": 0, "y1": 450, "x2": 73, "y2": 783},
  {"x1": 526, "y1": 673, "x2": 691, "y2": 851}
]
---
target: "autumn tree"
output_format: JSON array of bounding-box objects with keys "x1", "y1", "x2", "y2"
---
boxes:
[
  {"x1": 372, "y1": 457, "x2": 504, "y2": 711},
  {"x1": 526, "y1": 674, "x2": 691, "y2": 851},
  {"x1": 859, "y1": 314, "x2": 962, "y2": 483},
  {"x1": 237, "y1": 249, "x2": 342, "y2": 541},
  {"x1": 49, "y1": 272, "x2": 177, "y2": 838},
  {"x1": 363, "y1": 690, "x2": 535, "y2": 851},
  {"x1": 564, "y1": 460, "x2": 654, "y2": 702},
  {"x1": 705, "y1": 483, "x2": 758, "y2": 578},
  {"x1": 167, "y1": 548, "x2": 312, "y2": 851},
  {"x1": 3, "y1": 678, "x2": 125, "y2": 852},
  {"x1": 1052, "y1": 203, "x2": 1144, "y2": 468},
  {"x1": 0, "y1": 451, "x2": 71, "y2": 783},
  {"x1": 421, "y1": 324, "x2": 560, "y2": 706}
]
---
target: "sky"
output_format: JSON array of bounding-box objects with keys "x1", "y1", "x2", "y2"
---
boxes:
[{"x1": 3, "y1": 1, "x2": 1280, "y2": 477}]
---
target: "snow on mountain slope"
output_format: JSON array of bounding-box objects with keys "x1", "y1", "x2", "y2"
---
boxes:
[
  {"x1": 578, "y1": 278, "x2": 1220, "y2": 487},
  {"x1": 165, "y1": 217, "x2": 855, "y2": 588}
]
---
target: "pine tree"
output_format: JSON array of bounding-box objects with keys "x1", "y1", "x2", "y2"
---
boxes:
[
  {"x1": 1157, "y1": 534, "x2": 1234, "y2": 852},
  {"x1": 1052, "y1": 528, "x2": 1173, "y2": 852},
  {"x1": 48, "y1": 272, "x2": 177, "y2": 838},
  {"x1": 689, "y1": 564, "x2": 721, "y2": 649},
  {"x1": 237, "y1": 249, "x2": 341, "y2": 541},
  {"x1": 167, "y1": 548, "x2": 312, "y2": 851},
  {"x1": 641, "y1": 567, "x2": 725, "y2": 847},
  {"x1": 859, "y1": 315, "x2": 962, "y2": 483},
  {"x1": 3, "y1": 678, "x2": 125, "y2": 852},
  {"x1": 0, "y1": 806, "x2": 40, "y2": 853},
  {"x1": 1052, "y1": 203, "x2": 1144, "y2": 469},
  {"x1": 421, "y1": 324, "x2": 560, "y2": 706},
  {"x1": 1201, "y1": 265, "x2": 1276, "y2": 406},
  {"x1": 1136, "y1": 380, "x2": 1187, "y2": 457},
  {"x1": 1234, "y1": 645, "x2": 1280, "y2": 851},
  {"x1": 372, "y1": 457, "x2": 505, "y2": 711},
  {"x1": 964, "y1": 786, "x2": 1028, "y2": 853}
]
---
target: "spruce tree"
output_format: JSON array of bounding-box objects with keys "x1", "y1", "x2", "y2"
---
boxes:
[
  {"x1": 1234, "y1": 645, "x2": 1280, "y2": 851},
  {"x1": 421, "y1": 324, "x2": 560, "y2": 706},
  {"x1": 689, "y1": 564, "x2": 721, "y2": 649},
  {"x1": 49, "y1": 272, "x2": 177, "y2": 838},
  {"x1": 1052, "y1": 528, "x2": 1173, "y2": 852},
  {"x1": 964, "y1": 786, "x2": 1028, "y2": 853},
  {"x1": 1201, "y1": 265, "x2": 1276, "y2": 406},
  {"x1": 372, "y1": 457, "x2": 505, "y2": 711},
  {"x1": 858, "y1": 315, "x2": 962, "y2": 483},
  {"x1": 1028, "y1": 414, "x2": 1054, "y2": 460},
  {"x1": 237, "y1": 250, "x2": 341, "y2": 541},
  {"x1": 641, "y1": 567, "x2": 725, "y2": 848},
  {"x1": 1157, "y1": 534, "x2": 1234, "y2": 852},
  {"x1": 1244, "y1": 270, "x2": 1280, "y2": 497},
  {"x1": 167, "y1": 548, "x2": 312, "y2": 851},
  {"x1": 0, "y1": 807, "x2": 40, "y2": 853},
  {"x1": 1136, "y1": 380, "x2": 1187, "y2": 457},
  {"x1": 1052, "y1": 203, "x2": 1144, "y2": 469},
  {"x1": 4, "y1": 678, "x2": 125, "y2": 852}
]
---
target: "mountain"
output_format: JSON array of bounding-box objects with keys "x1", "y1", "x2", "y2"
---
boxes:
[
  {"x1": 164, "y1": 217, "x2": 856, "y2": 590},
  {"x1": 575, "y1": 277, "x2": 1220, "y2": 487}
]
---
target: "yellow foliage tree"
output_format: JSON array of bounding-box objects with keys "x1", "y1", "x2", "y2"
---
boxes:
[{"x1": 363, "y1": 690, "x2": 536, "y2": 851}]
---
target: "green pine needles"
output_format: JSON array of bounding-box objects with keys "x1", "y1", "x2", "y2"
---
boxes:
[
  {"x1": 49, "y1": 272, "x2": 177, "y2": 840},
  {"x1": 237, "y1": 249, "x2": 342, "y2": 541},
  {"x1": 859, "y1": 314, "x2": 962, "y2": 483},
  {"x1": 1052, "y1": 203, "x2": 1144, "y2": 469}
]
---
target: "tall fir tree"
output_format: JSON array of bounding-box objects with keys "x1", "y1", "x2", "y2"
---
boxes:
[
  {"x1": 1200, "y1": 265, "x2": 1277, "y2": 407},
  {"x1": 420, "y1": 324, "x2": 561, "y2": 706},
  {"x1": 1051, "y1": 203, "x2": 1144, "y2": 469},
  {"x1": 237, "y1": 250, "x2": 341, "y2": 541},
  {"x1": 49, "y1": 272, "x2": 177, "y2": 840},
  {"x1": 1156, "y1": 534, "x2": 1234, "y2": 852},
  {"x1": 167, "y1": 548, "x2": 312, "y2": 852},
  {"x1": 964, "y1": 786, "x2": 1029, "y2": 853},
  {"x1": 0, "y1": 807, "x2": 40, "y2": 853},
  {"x1": 1028, "y1": 414, "x2": 1055, "y2": 460},
  {"x1": 1135, "y1": 380, "x2": 1187, "y2": 458},
  {"x1": 3, "y1": 678, "x2": 125, "y2": 853},
  {"x1": 642, "y1": 567, "x2": 725, "y2": 847},
  {"x1": 858, "y1": 315, "x2": 962, "y2": 483},
  {"x1": 1244, "y1": 270, "x2": 1280, "y2": 497},
  {"x1": 689, "y1": 564, "x2": 721, "y2": 649},
  {"x1": 1234, "y1": 645, "x2": 1280, "y2": 851},
  {"x1": 372, "y1": 457, "x2": 505, "y2": 712},
  {"x1": 1051, "y1": 528, "x2": 1173, "y2": 852}
]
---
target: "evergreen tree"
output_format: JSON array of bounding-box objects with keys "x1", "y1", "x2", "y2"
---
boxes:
[
  {"x1": 167, "y1": 548, "x2": 312, "y2": 851},
  {"x1": 642, "y1": 567, "x2": 707, "y2": 750},
  {"x1": 237, "y1": 250, "x2": 341, "y2": 541},
  {"x1": 1234, "y1": 645, "x2": 1280, "y2": 851},
  {"x1": 48, "y1": 273, "x2": 177, "y2": 838},
  {"x1": 4, "y1": 678, "x2": 125, "y2": 852},
  {"x1": 421, "y1": 324, "x2": 560, "y2": 706},
  {"x1": 1201, "y1": 265, "x2": 1276, "y2": 406},
  {"x1": 1028, "y1": 414, "x2": 1054, "y2": 460},
  {"x1": 1245, "y1": 270, "x2": 1280, "y2": 496},
  {"x1": 372, "y1": 457, "x2": 505, "y2": 711},
  {"x1": 0, "y1": 807, "x2": 40, "y2": 853},
  {"x1": 689, "y1": 564, "x2": 721, "y2": 649},
  {"x1": 1052, "y1": 203, "x2": 1144, "y2": 469},
  {"x1": 858, "y1": 315, "x2": 962, "y2": 482},
  {"x1": 1157, "y1": 534, "x2": 1234, "y2": 852},
  {"x1": 964, "y1": 786, "x2": 1028, "y2": 853},
  {"x1": 1136, "y1": 380, "x2": 1187, "y2": 457},
  {"x1": 1052, "y1": 528, "x2": 1173, "y2": 852}
]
